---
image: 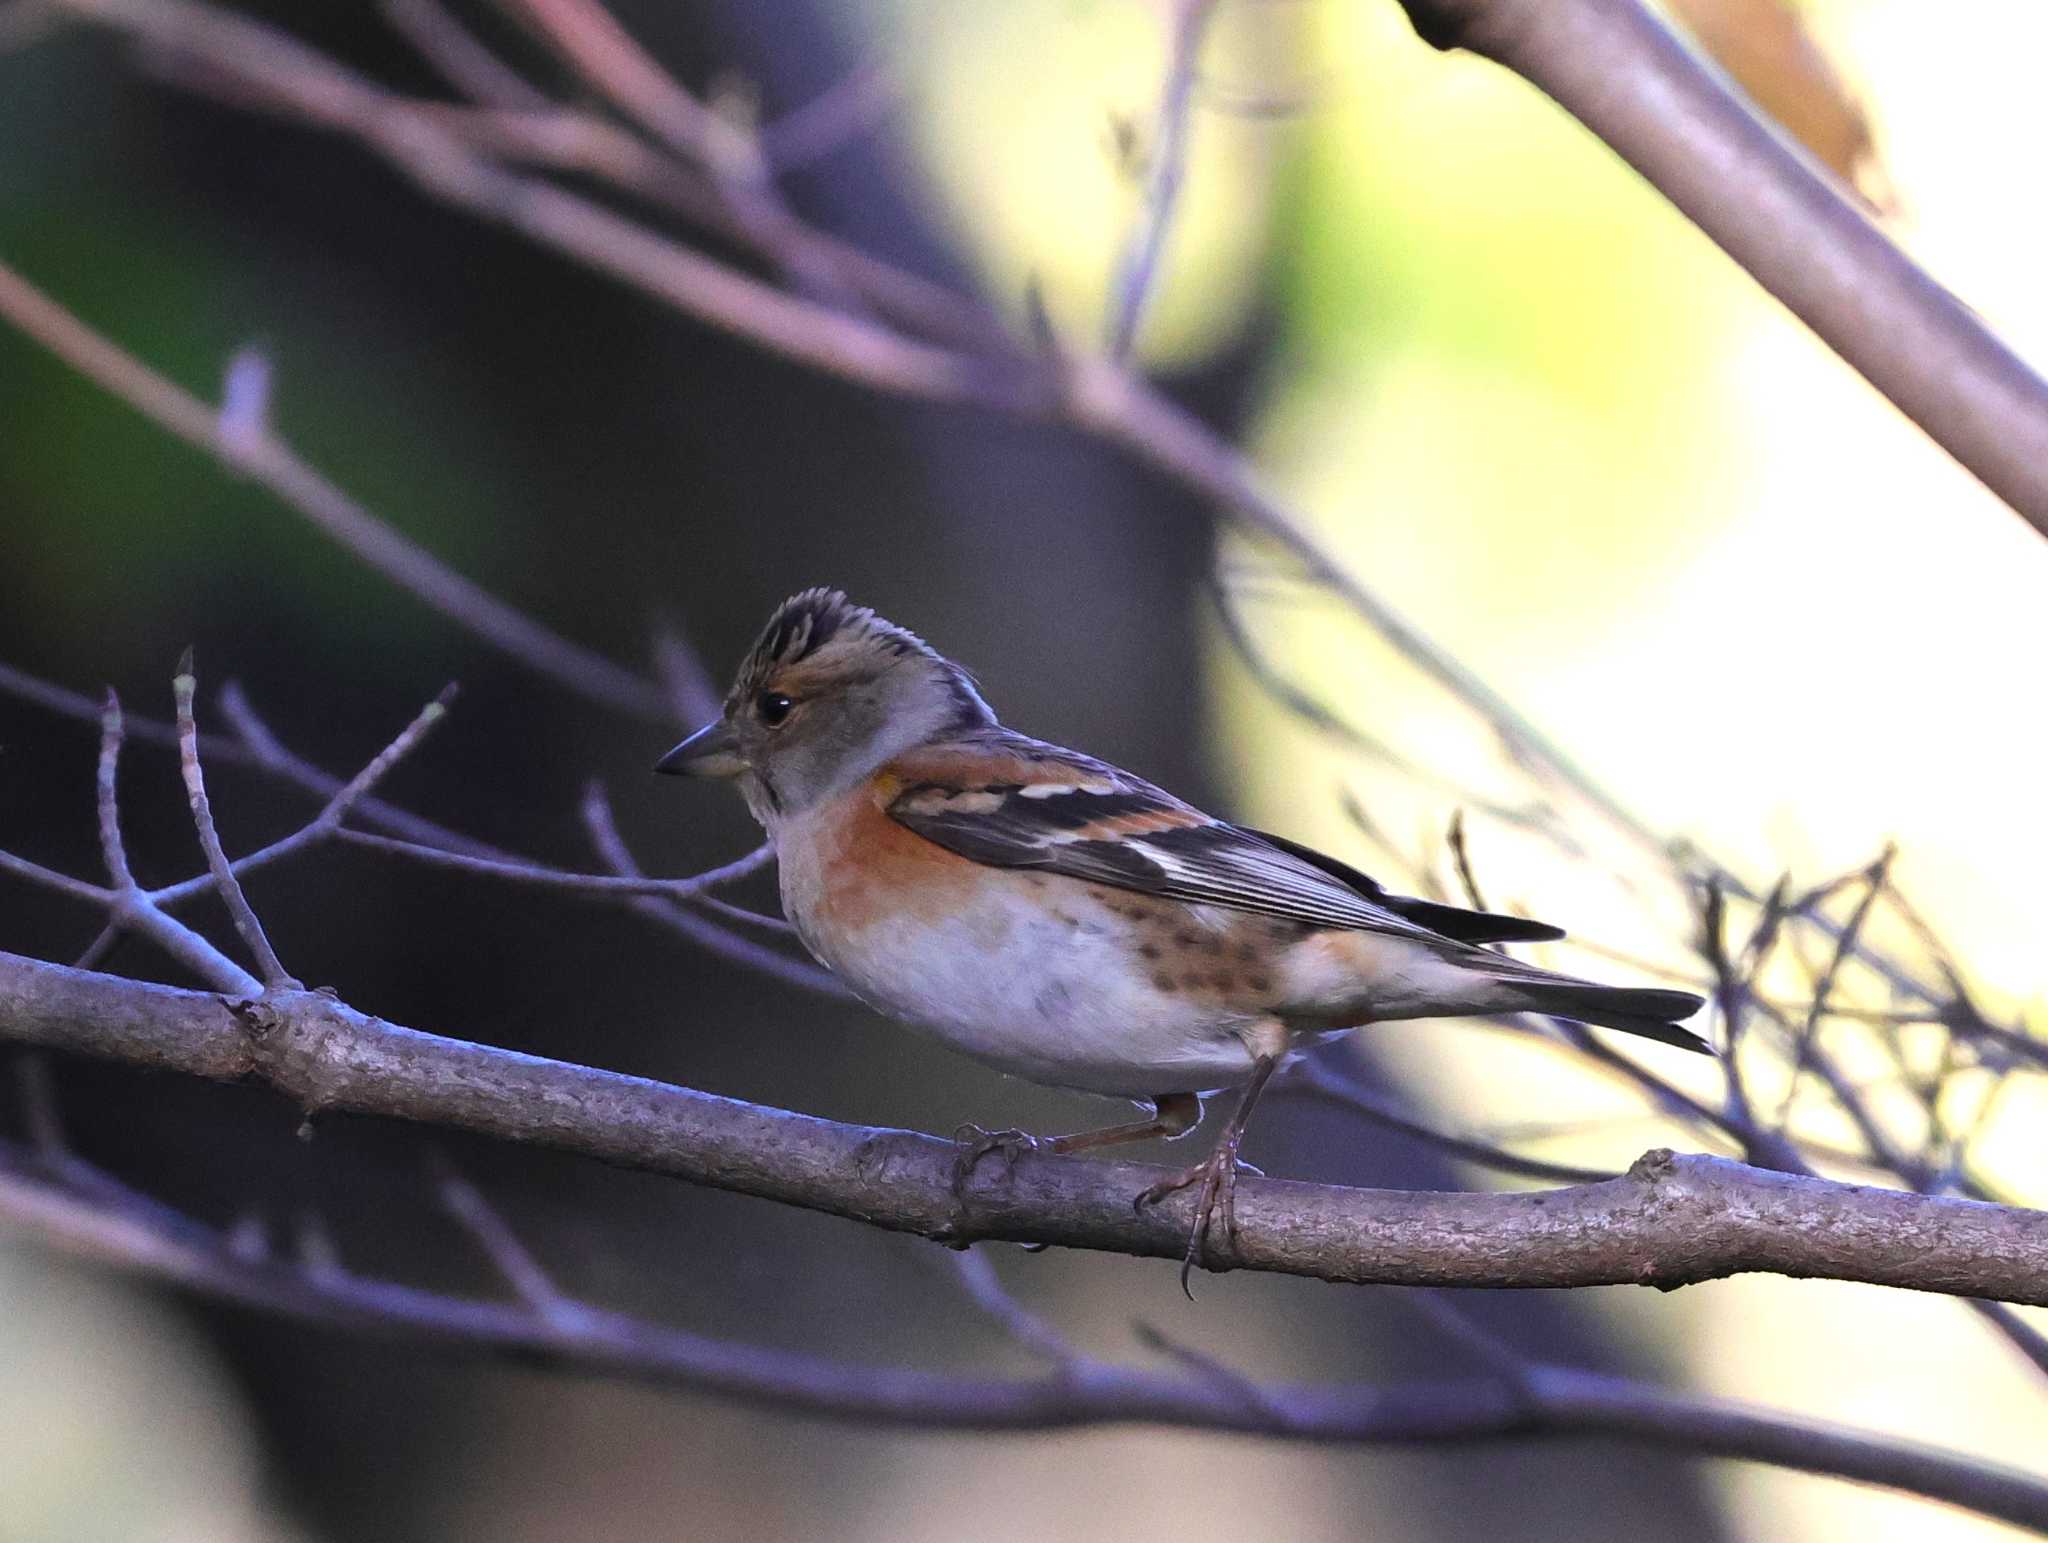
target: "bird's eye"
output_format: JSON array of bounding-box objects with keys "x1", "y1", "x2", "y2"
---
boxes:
[{"x1": 756, "y1": 691, "x2": 794, "y2": 727}]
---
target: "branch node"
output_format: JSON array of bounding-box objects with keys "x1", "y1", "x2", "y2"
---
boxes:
[{"x1": 1628, "y1": 1146, "x2": 1679, "y2": 1183}]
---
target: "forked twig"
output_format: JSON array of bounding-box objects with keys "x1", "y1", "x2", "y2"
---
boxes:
[{"x1": 173, "y1": 650, "x2": 297, "y2": 989}]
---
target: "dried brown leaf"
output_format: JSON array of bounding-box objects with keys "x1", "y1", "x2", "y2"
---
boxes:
[{"x1": 1670, "y1": 0, "x2": 1895, "y2": 213}]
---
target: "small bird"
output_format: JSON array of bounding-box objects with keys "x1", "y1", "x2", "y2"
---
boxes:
[{"x1": 658, "y1": 589, "x2": 1708, "y2": 1281}]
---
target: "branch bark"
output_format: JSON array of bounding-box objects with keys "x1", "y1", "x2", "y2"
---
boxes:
[
  {"x1": 3, "y1": 948, "x2": 2044, "y2": 1303},
  {"x1": 1397, "y1": 0, "x2": 2048, "y2": 538}
]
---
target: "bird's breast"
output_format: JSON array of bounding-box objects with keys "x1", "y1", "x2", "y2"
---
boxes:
[{"x1": 770, "y1": 786, "x2": 1274, "y2": 1095}]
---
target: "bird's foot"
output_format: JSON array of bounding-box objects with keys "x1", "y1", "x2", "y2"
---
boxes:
[
  {"x1": 950, "y1": 1124, "x2": 1044, "y2": 1199},
  {"x1": 1134, "y1": 1138, "x2": 1258, "y2": 1299}
]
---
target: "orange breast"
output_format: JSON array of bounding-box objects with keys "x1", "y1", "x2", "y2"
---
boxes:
[{"x1": 806, "y1": 777, "x2": 991, "y2": 935}]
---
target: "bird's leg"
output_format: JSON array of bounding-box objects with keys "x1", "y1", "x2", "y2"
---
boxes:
[
  {"x1": 1048, "y1": 1091, "x2": 1202, "y2": 1154},
  {"x1": 1135, "y1": 1052, "x2": 1282, "y2": 1296},
  {"x1": 951, "y1": 1092, "x2": 1202, "y2": 1197}
]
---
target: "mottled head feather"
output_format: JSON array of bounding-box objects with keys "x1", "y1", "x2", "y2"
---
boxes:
[
  {"x1": 729, "y1": 589, "x2": 994, "y2": 758},
  {"x1": 739, "y1": 587, "x2": 935, "y2": 686}
]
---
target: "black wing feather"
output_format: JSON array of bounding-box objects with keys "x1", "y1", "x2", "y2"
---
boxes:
[
  {"x1": 891, "y1": 770, "x2": 1503, "y2": 941},
  {"x1": 1239, "y1": 826, "x2": 1566, "y2": 944}
]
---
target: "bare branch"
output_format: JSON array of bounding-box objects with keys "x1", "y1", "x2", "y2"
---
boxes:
[
  {"x1": 578, "y1": 782, "x2": 846, "y2": 996},
  {"x1": 942, "y1": 1246, "x2": 1087, "y2": 1366},
  {"x1": 60, "y1": 689, "x2": 263, "y2": 995},
  {"x1": 0, "y1": 253, "x2": 671, "y2": 720},
  {"x1": 431, "y1": 1153, "x2": 585, "y2": 1329},
  {"x1": 499, "y1": 0, "x2": 741, "y2": 169},
  {"x1": 94, "y1": 689, "x2": 136, "y2": 890},
  {"x1": 649, "y1": 622, "x2": 723, "y2": 728},
  {"x1": 1396, "y1": 0, "x2": 2048, "y2": 537},
  {"x1": 382, "y1": 0, "x2": 550, "y2": 111},
  {"x1": 0, "y1": 848, "x2": 111, "y2": 907},
  {"x1": 2, "y1": 950, "x2": 2044, "y2": 1308},
  {"x1": 148, "y1": 684, "x2": 454, "y2": 907},
  {"x1": 172, "y1": 651, "x2": 296, "y2": 988},
  {"x1": 758, "y1": 57, "x2": 897, "y2": 175},
  {"x1": 69, "y1": 924, "x2": 121, "y2": 972},
  {"x1": 1, "y1": 1142, "x2": 2040, "y2": 1530},
  {"x1": 0, "y1": 662, "x2": 485, "y2": 865},
  {"x1": 1776, "y1": 847, "x2": 1892, "y2": 1125},
  {"x1": 332, "y1": 827, "x2": 768, "y2": 904},
  {"x1": 1104, "y1": 0, "x2": 1219, "y2": 362}
]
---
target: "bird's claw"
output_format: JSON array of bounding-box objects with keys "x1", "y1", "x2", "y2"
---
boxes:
[
  {"x1": 950, "y1": 1123, "x2": 1043, "y2": 1199},
  {"x1": 1133, "y1": 1140, "x2": 1250, "y2": 1299}
]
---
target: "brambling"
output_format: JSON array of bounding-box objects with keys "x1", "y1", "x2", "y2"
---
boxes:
[{"x1": 658, "y1": 589, "x2": 1708, "y2": 1280}]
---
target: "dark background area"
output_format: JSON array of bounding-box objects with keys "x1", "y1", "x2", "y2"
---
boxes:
[{"x1": 0, "y1": 5, "x2": 1732, "y2": 1538}]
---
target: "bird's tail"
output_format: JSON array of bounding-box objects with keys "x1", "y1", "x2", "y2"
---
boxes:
[{"x1": 1452, "y1": 951, "x2": 1712, "y2": 1054}]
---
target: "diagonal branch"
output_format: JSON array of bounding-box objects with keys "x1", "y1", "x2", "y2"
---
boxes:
[
  {"x1": 1396, "y1": 0, "x2": 2048, "y2": 537},
  {"x1": 1, "y1": 948, "x2": 2044, "y2": 1306},
  {"x1": 1104, "y1": 0, "x2": 1219, "y2": 361},
  {"x1": 0, "y1": 254, "x2": 671, "y2": 721}
]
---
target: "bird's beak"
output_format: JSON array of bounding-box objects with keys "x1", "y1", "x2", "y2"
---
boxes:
[{"x1": 654, "y1": 719, "x2": 745, "y2": 779}]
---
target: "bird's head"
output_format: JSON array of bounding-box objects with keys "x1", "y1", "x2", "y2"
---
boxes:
[{"x1": 655, "y1": 588, "x2": 993, "y2": 823}]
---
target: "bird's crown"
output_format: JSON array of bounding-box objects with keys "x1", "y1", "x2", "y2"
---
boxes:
[
  {"x1": 731, "y1": 588, "x2": 992, "y2": 732},
  {"x1": 737, "y1": 588, "x2": 934, "y2": 688}
]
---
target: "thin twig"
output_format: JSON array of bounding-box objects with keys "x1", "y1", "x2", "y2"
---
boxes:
[
  {"x1": 334, "y1": 826, "x2": 776, "y2": 908},
  {"x1": 432, "y1": 1152, "x2": 584, "y2": 1329},
  {"x1": 1400, "y1": 1289, "x2": 1534, "y2": 1394},
  {"x1": 943, "y1": 1246, "x2": 1085, "y2": 1366},
  {"x1": 1775, "y1": 848, "x2": 1893, "y2": 1127},
  {"x1": 1131, "y1": 1319, "x2": 1284, "y2": 1421},
  {"x1": 1104, "y1": 0, "x2": 1219, "y2": 362},
  {"x1": 147, "y1": 685, "x2": 457, "y2": 908},
  {"x1": 382, "y1": 0, "x2": 550, "y2": 110},
  {"x1": 1444, "y1": 808, "x2": 1490, "y2": 914},
  {"x1": 0, "y1": 253, "x2": 671, "y2": 721},
  {"x1": 1, "y1": 1141, "x2": 2040, "y2": 1530},
  {"x1": 650, "y1": 621, "x2": 722, "y2": 727},
  {"x1": 497, "y1": 0, "x2": 867, "y2": 310},
  {"x1": 91, "y1": 689, "x2": 138, "y2": 893},
  {"x1": 13, "y1": 1052, "x2": 67, "y2": 1159},
  {"x1": 0, "y1": 662, "x2": 484, "y2": 863},
  {"x1": 758, "y1": 57, "x2": 897, "y2": 174},
  {"x1": 578, "y1": 781, "x2": 844, "y2": 996},
  {"x1": 172, "y1": 650, "x2": 296, "y2": 988},
  {"x1": 66, "y1": 684, "x2": 262, "y2": 994}
]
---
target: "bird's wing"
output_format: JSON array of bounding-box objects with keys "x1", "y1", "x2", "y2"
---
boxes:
[
  {"x1": 885, "y1": 735, "x2": 1557, "y2": 942},
  {"x1": 1240, "y1": 826, "x2": 1563, "y2": 945}
]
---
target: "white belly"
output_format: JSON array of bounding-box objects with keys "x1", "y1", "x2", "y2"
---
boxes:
[{"x1": 784, "y1": 874, "x2": 1266, "y2": 1097}]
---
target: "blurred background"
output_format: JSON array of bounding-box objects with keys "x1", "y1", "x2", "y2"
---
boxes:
[{"x1": 0, "y1": 1, "x2": 2043, "y2": 1539}]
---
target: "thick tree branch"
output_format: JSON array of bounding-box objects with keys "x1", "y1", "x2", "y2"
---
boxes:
[
  {"x1": 1397, "y1": 0, "x2": 2048, "y2": 537},
  {"x1": 2, "y1": 949, "x2": 2044, "y2": 1304}
]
